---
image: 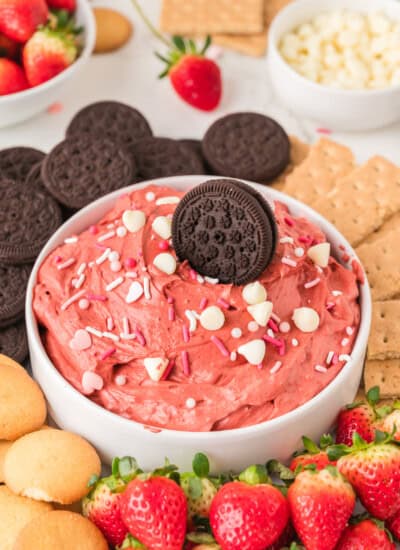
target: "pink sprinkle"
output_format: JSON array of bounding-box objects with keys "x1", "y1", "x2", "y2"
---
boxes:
[
  {"x1": 181, "y1": 351, "x2": 191, "y2": 376},
  {"x1": 263, "y1": 334, "x2": 283, "y2": 348},
  {"x1": 125, "y1": 258, "x2": 137, "y2": 269},
  {"x1": 332, "y1": 353, "x2": 339, "y2": 365},
  {"x1": 342, "y1": 253, "x2": 350, "y2": 263},
  {"x1": 167, "y1": 296, "x2": 175, "y2": 304},
  {"x1": 299, "y1": 235, "x2": 312, "y2": 244},
  {"x1": 86, "y1": 293, "x2": 108, "y2": 302},
  {"x1": 190, "y1": 269, "x2": 197, "y2": 281},
  {"x1": 161, "y1": 359, "x2": 175, "y2": 381},
  {"x1": 284, "y1": 216, "x2": 294, "y2": 227},
  {"x1": 278, "y1": 340, "x2": 286, "y2": 356},
  {"x1": 339, "y1": 245, "x2": 346, "y2": 251},
  {"x1": 95, "y1": 243, "x2": 107, "y2": 250},
  {"x1": 211, "y1": 336, "x2": 229, "y2": 357},
  {"x1": 268, "y1": 319, "x2": 279, "y2": 333},
  {"x1": 304, "y1": 277, "x2": 321, "y2": 289},
  {"x1": 138, "y1": 249, "x2": 143, "y2": 257},
  {"x1": 182, "y1": 325, "x2": 190, "y2": 343},
  {"x1": 168, "y1": 305, "x2": 175, "y2": 321},
  {"x1": 47, "y1": 101, "x2": 64, "y2": 114},
  {"x1": 100, "y1": 348, "x2": 116, "y2": 361},
  {"x1": 89, "y1": 225, "x2": 99, "y2": 235},
  {"x1": 281, "y1": 257, "x2": 297, "y2": 268},
  {"x1": 326, "y1": 302, "x2": 335, "y2": 311},
  {"x1": 135, "y1": 327, "x2": 146, "y2": 346},
  {"x1": 158, "y1": 240, "x2": 170, "y2": 251},
  {"x1": 316, "y1": 127, "x2": 332, "y2": 135},
  {"x1": 54, "y1": 255, "x2": 62, "y2": 263},
  {"x1": 271, "y1": 312, "x2": 281, "y2": 323},
  {"x1": 217, "y1": 297, "x2": 231, "y2": 310},
  {"x1": 199, "y1": 297, "x2": 208, "y2": 310},
  {"x1": 257, "y1": 363, "x2": 263, "y2": 370}
]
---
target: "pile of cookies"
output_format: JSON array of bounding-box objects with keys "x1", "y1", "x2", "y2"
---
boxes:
[
  {"x1": 0, "y1": 354, "x2": 106, "y2": 550},
  {"x1": 159, "y1": 0, "x2": 293, "y2": 56}
]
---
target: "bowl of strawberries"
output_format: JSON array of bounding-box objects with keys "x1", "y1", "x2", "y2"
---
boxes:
[{"x1": 0, "y1": 0, "x2": 95, "y2": 127}]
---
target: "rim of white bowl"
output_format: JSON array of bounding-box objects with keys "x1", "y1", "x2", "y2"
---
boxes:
[
  {"x1": 268, "y1": 0, "x2": 400, "y2": 97},
  {"x1": 0, "y1": 0, "x2": 95, "y2": 103},
  {"x1": 26, "y1": 176, "x2": 372, "y2": 441}
]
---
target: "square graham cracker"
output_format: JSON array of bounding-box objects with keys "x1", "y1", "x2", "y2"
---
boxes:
[
  {"x1": 269, "y1": 135, "x2": 310, "y2": 191},
  {"x1": 281, "y1": 138, "x2": 355, "y2": 206},
  {"x1": 356, "y1": 227, "x2": 400, "y2": 301},
  {"x1": 312, "y1": 156, "x2": 400, "y2": 247},
  {"x1": 368, "y1": 301, "x2": 400, "y2": 360},
  {"x1": 363, "y1": 211, "x2": 400, "y2": 245},
  {"x1": 364, "y1": 359, "x2": 400, "y2": 398},
  {"x1": 160, "y1": 0, "x2": 265, "y2": 35}
]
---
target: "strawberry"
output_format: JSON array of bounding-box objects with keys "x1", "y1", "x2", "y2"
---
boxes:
[
  {"x1": 331, "y1": 435, "x2": 400, "y2": 520},
  {"x1": 267, "y1": 521, "x2": 296, "y2": 550},
  {"x1": 377, "y1": 408, "x2": 400, "y2": 440},
  {"x1": 209, "y1": 480, "x2": 289, "y2": 550},
  {"x1": 287, "y1": 466, "x2": 355, "y2": 550},
  {"x1": 120, "y1": 476, "x2": 187, "y2": 550},
  {"x1": 336, "y1": 386, "x2": 383, "y2": 446},
  {"x1": 290, "y1": 434, "x2": 336, "y2": 472},
  {"x1": 0, "y1": 32, "x2": 19, "y2": 58},
  {"x1": 0, "y1": 57, "x2": 27, "y2": 94},
  {"x1": 336, "y1": 518, "x2": 395, "y2": 550},
  {"x1": 23, "y1": 25, "x2": 78, "y2": 87},
  {"x1": 181, "y1": 475, "x2": 217, "y2": 524},
  {"x1": 0, "y1": 0, "x2": 48, "y2": 43},
  {"x1": 387, "y1": 508, "x2": 400, "y2": 541},
  {"x1": 47, "y1": 0, "x2": 76, "y2": 12}
]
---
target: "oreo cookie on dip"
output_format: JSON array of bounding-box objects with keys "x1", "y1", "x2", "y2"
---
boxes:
[
  {"x1": 202, "y1": 113, "x2": 290, "y2": 183},
  {"x1": 172, "y1": 179, "x2": 277, "y2": 285}
]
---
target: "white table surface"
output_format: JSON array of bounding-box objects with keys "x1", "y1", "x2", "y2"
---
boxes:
[{"x1": 0, "y1": 0, "x2": 399, "y2": 165}]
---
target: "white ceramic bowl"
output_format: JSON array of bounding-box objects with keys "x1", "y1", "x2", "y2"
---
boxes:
[
  {"x1": 268, "y1": 0, "x2": 400, "y2": 131},
  {"x1": 0, "y1": 0, "x2": 95, "y2": 128},
  {"x1": 26, "y1": 176, "x2": 371, "y2": 472}
]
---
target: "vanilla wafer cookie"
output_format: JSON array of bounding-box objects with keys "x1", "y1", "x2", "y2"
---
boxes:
[{"x1": 368, "y1": 301, "x2": 400, "y2": 360}]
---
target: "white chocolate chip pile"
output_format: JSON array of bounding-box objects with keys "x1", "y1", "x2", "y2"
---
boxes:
[{"x1": 279, "y1": 10, "x2": 400, "y2": 90}]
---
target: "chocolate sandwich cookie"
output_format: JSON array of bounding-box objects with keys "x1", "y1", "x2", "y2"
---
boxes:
[
  {"x1": 42, "y1": 136, "x2": 136, "y2": 210},
  {"x1": 0, "y1": 321, "x2": 28, "y2": 364},
  {"x1": 179, "y1": 138, "x2": 208, "y2": 172},
  {"x1": 134, "y1": 137, "x2": 205, "y2": 179},
  {"x1": 202, "y1": 113, "x2": 290, "y2": 182},
  {"x1": 25, "y1": 162, "x2": 46, "y2": 191},
  {"x1": 0, "y1": 178, "x2": 62, "y2": 264},
  {"x1": 0, "y1": 147, "x2": 45, "y2": 183},
  {"x1": 0, "y1": 263, "x2": 32, "y2": 328},
  {"x1": 66, "y1": 101, "x2": 153, "y2": 158},
  {"x1": 172, "y1": 178, "x2": 277, "y2": 285}
]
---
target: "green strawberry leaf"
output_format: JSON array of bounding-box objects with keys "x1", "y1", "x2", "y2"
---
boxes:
[
  {"x1": 326, "y1": 443, "x2": 350, "y2": 461},
  {"x1": 319, "y1": 433, "x2": 333, "y2": 449},
  {"x1": 117, "y1": 456, "x2": 141, "y2": 482},
  {"x1": 200, "y1": 35, "x2": 212, "y2": 55},
  {"x1": 117, "y1": 533, "x2": 147, "y2": 549},
  {"x1": 239, "y1": 464, "x2": 270, "y2": 485},
  {"x1": 172, "y1": 35, "x2": 186, "y2": 53},
  {"x1": 301, "y1": 436, "x2": 320, "y2": 455},
  {"x1": 188, "y1": 39, "x2": 197, "y2": 54},
  {"x1": 267, "y1": 459, "x2": 295, "y2": 483},
  {"x1": 193, "y1": 453, "x2": 210, "y2": 478},
  {"x1": 87, "y1": 474, "x2": 99, "y2": 488},
  {"x1": 376, "y1": 405, "x2": 392, "y2": 419},
  {"x1": 366, "y1": 385, "x2": 380, "y2": 406}
]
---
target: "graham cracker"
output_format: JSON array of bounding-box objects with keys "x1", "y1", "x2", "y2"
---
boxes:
[
  {"x1": 364, "y1": 359, "x2": 400, "y2": 398},
  {"x1": 363, "y1": 211, "x2": 400, "y2": 245},
  {"x1": 312, "y1": 156, "x2": 400, "y2": 247},
  {"x1": 356, "y1": 227, "x2": 400, "y2": 301},
  {"x1": 281, "y1": 138, "x2": 355, "y2": 206},
  {"x1": 270, "y1": 135, "x2": 310, "y2": 191},
  {"x1": 160, "y1": 0, "x2": 264, "y2": 35},
  {"x1": 368, "y1": 301, "x2": 400, "y2": 360}
]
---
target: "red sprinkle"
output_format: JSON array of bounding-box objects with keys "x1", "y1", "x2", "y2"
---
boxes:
[
  {"x1": 190, "y1": 269, "x2": 197, "y2": 281},
  {"x1": 135, "y1": 327, "x2": 146, "y2": 346},
  {"x1": 284, "y1": 216, "x2": 294, "y2": 227},
  {"x1": 47, "y1": 101, "x2": 63, "y2": 114},
  {"x1": 182, "y1": 325, "x2": 190, "y2": 343},
  {"x1": 217, "y1": 297, "x2": 231, "y2": 310},
  {"x1": 267, "y1": 319, "x2": 279, "y2": 333},
  {"x1": 351, "y1": 259, "x2": 365, "y2": 285},
  {"x1": 181, "y1": 351, "x2": 191, "y2": 376},
  {"x1": 326, "y1": 302, "x2": 335, "y2": 311},
  {"x1": 125, "y1": 258, "x2": 137, "y2": 269},
  {"x1": 161, "y1": 359, "x2": 175, "y2": 381},
  {"x1": 339, "y1": 245, "x2": 346, "y2": 251},
  {"x1": 100, "y1": 347, "x2": 116, "y2": 360},
  {"x1": 278, "y1": 340, "x2": 286, "y2": 356},
  {"x1": 199, "y1": 297, "x2": 208, "y2": 311},
  {"x1": 158, "y1": 240, "x2": 170, "y2": 251},
  {"x1": 54, "y1": 255, "x2": 62, "y2": 263},
  {"x1": 86, "y1": 294, "x2": 108, "y2": 302},
  {"x1": 342, "y1": 253, "x2": 350, "y2": 263},
  {"x1": 168, "y1": 305, "x2": 175, "y2": 321},
  {"x1": 89, "y1": 225, "x2": 99, "y2": 235},
  {"x1": 299, "y1": 235, "x2": 312, "y2": 244},
  {"x1": 263, "y1": 334, "x2": 283, "y2": 348},
  {"x1": 211, "y1": 336, "x2": 229, "y2": 357}
]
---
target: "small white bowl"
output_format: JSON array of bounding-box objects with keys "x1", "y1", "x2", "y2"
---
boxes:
[
  {"x1": 268, "y1": 0, "x2": 400, "y2": 131},
  {"x1": 0, "y1": 0, "x2": 95, "y2": 128},
  {"x1": 26, "y1": 176, "x2": 371, "y2": 472}
]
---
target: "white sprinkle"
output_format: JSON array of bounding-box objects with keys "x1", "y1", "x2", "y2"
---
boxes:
[
  {"x1": 96, "y1": 248, "x2": 111, "y2": 265},
  {"x1": 248, "y1": 321, "x2": 259, "y2": 332},
  {"x1": 316, "y1": 266, "x2": 323, "y2": 274},
  {"x1": 116, "y1": 226, "x2": 127, "y2": 238},
  {"x1": 73, "y1": 273, "x2": 85, "y2": 289},
  {"x1": 186, "y1": 397, "x2": 196, "y2": 409},
  {"x1": 315, "y1": 365, "x2": 328, "y2": 373},
  {"x1": 156, "y1": 196, "x2": 180, "y2": 205},
  {"x1": 332, "y1": 290, "x2": 342, "y2": 297},
  {"x1": 185, "y1": 310, "x2": 198, "y2": 332},
  {"x1": 60, "y1": 289, "x2": 86, "y2": 311},
  {"x1": 294, "y1": 247, "x2": 305, "y2": 258},
  {"x1": 341, "y1": 338, "x2": 350, "y2": 347},
  {"x1": 230, "y1": 351, "x2": 237, "y2": 361},
  {"x1": 122, "y1": 317, "x2": 130, "y2": 335},
  {"x1": 339, "y1": 354, "x2": 351, "y2": 363},
  {"x1": 120, "y1": 332, "x2": 137, "y2": 340},
  {"x1": 271, "y1": 312, "x2": 281, "y2": 323},
  {"x1": 64, "y1": 236, "x2": 78, "y2": 244},
  {"x1": 231, "y1": 328, "x2": 242, "y2": 339},
  {"x1": 143, "y1": 276, "x2": 151, "y2": 300},
  {"x1": 110, "y1": 261, "x2": 122, "y2": 273},
  {"x1": 270, "y1": 361, "x2": 282, "y2": 374},
  {"x1": 125, "y1": 271, "x2": 138, "y2": 279},
  {"x1": 77, "y1": 262, "x2": 87, "y2": 276},
  {"x1": 304, "y1": 277, "x2": 321, "y2": 289},
  {"x1": 98, "y1": 230, "x2": 115, "y2": 242},
  {"x1": 146, "y1": 191, "x2": 156, "y2": 202},
  {"x1": 346, "y1": 326, "x2": 354, "y2": 336},
  {"x1": 103, "y1": 331, "x2": 120, "y2": 342},
  {"x1": 267, "y1": 328, "x2": 275, "y2": 338},
  {"x1": 281, "y1": 257, "x2": 297, "y2": 268},
  {"x1": 106, "y1": 276, "x2": 124, "y2": 292},
  {"x1": 279, "y1": 321, "x2": 291, "y2": 333},
  {"x1": 326, "y1": 351, "x2": 335, "y2": 365},
  {"x1": 142, "y1": 267, "x2": 148, "y2": 272},
  {"x1": 88, "y1": 261, "x2": 95, "y2": 268},
  {"x1": 109, "y1": 251, "x2": 120, "y2": 262},
  {"x1": 197, "y1": 274, "x2": 205, "y2": 284},
  {"x1": 115, "y1": 375, "x2": 127, "y2": 386},
  {"x1": 292, "y1": 338, "x2": 299, "y2": 347},
  {"x1": 280, "y1": 236, "x2": 294, "y2": 244},
  {"x1": 107, "y1": 317, "x2": 114, "y2": 331},
  {"x1": 205, "y1": 276, "x2": 219, "y2": 285},
  {"x1": 107, "y1": 223, "x2": 115, "y2": 229},
  {"x1": 78, "y1": 298, "x2": 90, "y2": 310},
  {"x1": 57, "y1": 258, "x2": 75, "y2": 270},
  {"x1": 86, "y1": 326, "x2": 103, "y2": 338}
]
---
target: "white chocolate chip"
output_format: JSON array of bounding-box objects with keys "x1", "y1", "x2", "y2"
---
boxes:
[
  {"x1": 247, "y1": 301, "x2": 273, "y2": 327},
  {"x1": 122, "y1": 210, "x2": 146, "y2": 233},
  {"x1": 126, "y1": 281, "x2": 144, "y2": 303},
  {"x1": 143, "y1": 357, "x2": 169, "y2": 382},
  {"x1": 307, "y1": 242, "x2": 330, "y2": 268},
  {"x1": 153, "y1": 253, "x2": 177, "y2": 275},
  {"x1": 237, "y1": 339, "x2": 266, "y2": 366},
  {"x1": 242, "y1": 281, "x2": 267, "y2": 305},
  {"x1": 199, "y1": 306, "x2": 225, "y2": 331},
  {"x1": 292, "y1": 307, "x2": 320, "y2": 333},
  {"x1": 152, "y1": 216, "x2": 172, "y2": 240}
]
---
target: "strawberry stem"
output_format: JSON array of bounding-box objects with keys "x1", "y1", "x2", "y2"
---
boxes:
[{"x1": 131, "y1": 0, "x2": 173, "y2": 48}]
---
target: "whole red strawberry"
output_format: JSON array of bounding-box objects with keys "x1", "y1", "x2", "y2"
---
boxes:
[
  {"x1": 23, "y1": 25, "x2": 78, "y2": 86},
  {"x1": 387, "y1": 508, "x2": 400, "y2": 540},
  {"x1": 336, "y1": 518, "x2": 395, "y2": 550},
  {"x1": 288, "y1": 466, "x2": 355, "y2": 550},
  {"x1": 120, "y1": 476, "x2": 187, "y2": 550},
  {"x1": 290, "y1": 434, "x2": 336, "y2": 472},
  {"x1": 0, "y1": 0, "x2": 48, "y2": 43},
  {"x1": 47, "y1": 0, "x2": 76, "y2": 12},
  {"x1": 267, "y1": 520, "x2": 296, "y2": 550},
  {"x1": 210, "y1": 481, "x2": 289, "y2": 550},
  {"x1": 336, "y1": 386, "x2": 381, "y2": 446},
  {"x1": 0, "y1": 57, "x2": 28, "y2": 94}
]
